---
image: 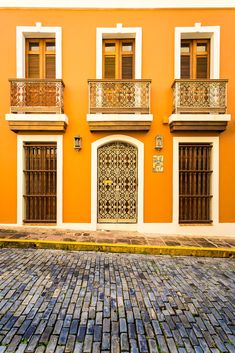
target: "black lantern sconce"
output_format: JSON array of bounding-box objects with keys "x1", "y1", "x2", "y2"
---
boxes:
[
  {"x1": 155, "y1": 134, "x2": 163, "y2": 151},
  {"x1": 74, "y1": 135, "x2": 82, "y2": 151}
]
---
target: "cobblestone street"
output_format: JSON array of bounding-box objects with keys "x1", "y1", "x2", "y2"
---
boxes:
[{"x1": 0, "y1": 249, "x2": 234, "y2": 353}]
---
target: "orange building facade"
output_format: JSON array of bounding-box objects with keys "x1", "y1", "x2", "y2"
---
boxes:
[{"x1": 0, "y1": 1, "x2": 235, "y2": 236}]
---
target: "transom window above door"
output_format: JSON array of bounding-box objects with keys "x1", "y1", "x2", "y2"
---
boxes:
[
  {"x1": 180, "y1": 39, "x2": 210, "y2": 79},
  {"x1": 26, "y1": 38, "x2": 56, "y2": 79},
  {"x1": 103, "y1": 39, "x2": 135, "y2": 79}
]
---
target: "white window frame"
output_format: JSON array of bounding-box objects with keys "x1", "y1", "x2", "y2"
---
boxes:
[
  {"x1": 173, "y1": 136, "x2": 219, "y2": 225},
  {"x1": 17, "y1": 135, "x2": 63, "y2": 226},
  {"x1": 174, "y1": 24, "x2": 220, "y2": 79},
  {"x1": 16, "y1": 23, "x2": 62, "y2": 79},
  {"x1": 96, "y1": 24, "x2": 142, "y2": 79}
]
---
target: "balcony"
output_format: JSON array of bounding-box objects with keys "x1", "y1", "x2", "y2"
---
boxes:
[
  {"x1": 169, "y1": 79, "x2": 230, "y2": 133},
  {"x1": 87, "y1": 79, "x2": 153, "y2": 131},
  {"x1": 6, "y1": 79, "x2": 68, "y2": 132}
]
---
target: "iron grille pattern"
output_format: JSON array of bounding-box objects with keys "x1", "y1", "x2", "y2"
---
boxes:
[
  {"x1": 88, "y1": 79, "x2": 151, "y2": 114},
  {"x1": 179, "y1": 143, "x2": 212, "y2": 224},
  {"x1": 24, "y1": 143, "x2": 57, "y2": 223},
  {"x1": 172, "y1": 79, "x2": 227, "y2": 114},
  {"x1": 9, "y1": 79, "x2": 64, "y2": 113},
  {"x1": 98, "y1": 142, "x2": 138, "y2": 223}
]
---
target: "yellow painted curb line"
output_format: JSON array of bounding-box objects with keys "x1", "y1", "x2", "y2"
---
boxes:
[{"x1": 0, "y1": 238, "x2": 234, "y2": 258}]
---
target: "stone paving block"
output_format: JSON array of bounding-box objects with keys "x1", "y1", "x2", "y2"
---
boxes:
[
  {"x1": 45, "y1": 335, "x2": 58, "y2": 353},
  {"x1": 101, "y1": 333, "x2": 110, "y2": 350},
  {"x1": 157, "y1": 334, "x2": 169, "y2": 353},
  {"x1": 119, "y1": 318, "x2": 127, "y2": 333},
  {"x1": 73, "y1": 342, "x2": 83, "y2": 353},
  {"x1": 137, "y1": 335, "x2": 148, "y2": 353},
  {"x1": 92, "y1": 342, "x2": 101, "y2": 353},
  {"x1": 120, "y1": 333, "x2": 129, "y2": 351},
  {"x1": 93, "y1": 325, "x2": 101, "y2": 342},
  {"x1": 83, "y1": 335, "x2": 93, "y2": 352},
  {"x1": 39, "y1": 327, "x2": 53, "y2": 345},
  {"x1": 15, "y1": 343, "x2": 27, "y2": 353},
  {"x1": 25, "y1": 334, "x2": 40, "y2": 352},
  {"x1": 58, "y1": 327, "x2": 70, "y2": 347}
]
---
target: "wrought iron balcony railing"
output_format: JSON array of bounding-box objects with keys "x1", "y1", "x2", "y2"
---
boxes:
[
  {"x1": 172, "y1": 79, "x2": 228, "y2": 114},
  {"x1": 88, "y1": 79, "x2": 151, "y2": 114},
  {"x1": 9, "y1": 79, "x2": 64, "y2": 114}
]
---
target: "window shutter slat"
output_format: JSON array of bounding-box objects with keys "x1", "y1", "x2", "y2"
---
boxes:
[
  {"x1": 28, "y1": 54, "x2": 40, "y2": 78},
  {"x1": 122, "y1": 56, "x2": 133, "y2": 79},
  {"x1": 196, "y1": 57, "x2": 208, "y2": 79},
  {"x1": 180, "y1": 56, "x2": 190, "y2": 79},
  {"x1": 104, "y1": 56, "x2": 115, "y2": 79},
  {"x1": 45, "y1": 55, "x2": 56, "y2": 79}
]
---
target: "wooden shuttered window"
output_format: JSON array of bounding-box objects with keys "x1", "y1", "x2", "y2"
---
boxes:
[
  {"x1": 24, "y1": 143, "x2": 57, "y2": 223},
  {"x1": 179, "y1": 143, "x2": 212, "y2": 224},
  {"x1": 26, "y1": 39, "x2": 56, "y2": 79},
  {"x1": 103, "y1": 39, "x2": 135, "y2": 79},
  {"x1": 181, "y1": 39, "x2": 210, "y2": 79}
]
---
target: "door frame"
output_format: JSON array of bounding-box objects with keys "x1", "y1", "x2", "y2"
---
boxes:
[
  {"x1": 17, "y1": 135, "x2": 63, "y2": 226},
  {"x1": 91, "y1": 135, "x2": 144, "y2": 230}
]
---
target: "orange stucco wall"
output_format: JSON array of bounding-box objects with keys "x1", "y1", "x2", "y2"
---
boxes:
[{"x1": 0, "y1": 8, "x2": 235, "y2": 224}]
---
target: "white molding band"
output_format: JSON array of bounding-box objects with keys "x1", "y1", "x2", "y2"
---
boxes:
[
  {"x1": 173, "y1": 136, "x2": 219, "y2": 226},
  {"x1": 96, "y1": 24, "x2": 142, "y2": 79},
  {"x1": 91, "y1": 135, "x2": 144, "y2": 231},
  {"x1": 6, "y1": 114, "x2": 68, "y2": 122},
  {"x1": 87, "y1": 114, "x2": 153, "y2": 122},
  {"x1": 17, "y1": 135, "x2": 63, "y2": 226},
  {"x1": 175, "y1": 24, "x2": 220, "y2": 79},
  {"x1": 169, "y1": 114, "x2": 231, "y2": 123},
  {"x1": 16, "y1": 24, "x2": 62, "y2": 79},
  {"x1": 1, "y1": 0, "x2": 235, "y2": 8}
]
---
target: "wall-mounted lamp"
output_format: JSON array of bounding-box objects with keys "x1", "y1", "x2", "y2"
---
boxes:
[
  {"x1": 155, "y1": 134, "x2": 163, "y2": 151},
  {"x1": 74, "y1": 135, "x2": 82, "y2": 151}
]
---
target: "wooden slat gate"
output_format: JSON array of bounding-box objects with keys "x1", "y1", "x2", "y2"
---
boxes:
[
  {"x1": 179, "y1": 143, "x2": 212, "y2": 223},
  {"x1": 24, "y1": 142, "x2": 57, "y2": 223}
]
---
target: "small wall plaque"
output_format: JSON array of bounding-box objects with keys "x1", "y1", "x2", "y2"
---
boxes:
[{"x1": 153, "y1": 155, "x2": 164, "y2": 172}]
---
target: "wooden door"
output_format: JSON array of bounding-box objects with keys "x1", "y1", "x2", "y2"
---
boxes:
[
  {"x1": 179, "y1": 143, "x2": 212, "y2": 223},
  {"x1": 181, "y1": 39, "x2": 210, "y2": 79},
  {"x1": 103, "y1": 39, "x2": 135, "y2": 79},
  {"x1": 24, "y1": 142, "x2": 57, "y2": 223}
]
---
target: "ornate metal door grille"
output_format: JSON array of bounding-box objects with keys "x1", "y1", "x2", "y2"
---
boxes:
[
  {"x1": 179, "y1": 143, "x2": 212, "y2": 223},
  {"x1": 97, "y1": 142, "x2": 138, "y2": 223},
  {"x1": 24, "y1": 142, "x2": 57, "y2": 223}
]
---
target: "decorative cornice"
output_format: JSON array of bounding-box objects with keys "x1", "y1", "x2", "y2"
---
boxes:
[{"x1": 0, "y1": 0, "x2": 235, "y2": 9}]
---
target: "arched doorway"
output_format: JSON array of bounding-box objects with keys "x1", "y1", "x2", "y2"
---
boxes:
[{"x1": 91, "y1": 135, "x2": 144, "y2": 230}]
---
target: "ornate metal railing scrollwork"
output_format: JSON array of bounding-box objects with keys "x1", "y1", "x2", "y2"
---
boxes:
[
  {"x1": 9, "y1": 79, "x2": 65, "y2": 113},
  {"x1": 172, "y1": 79, "x2": 228, "y2": 114},
  {"x1": 88, "y1": 79, "x2": 151, "y2": 114}
]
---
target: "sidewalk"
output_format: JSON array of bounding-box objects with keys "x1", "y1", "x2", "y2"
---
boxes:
[{"x1": 0, "y1": 225, "x2": 235, "y2": 257}]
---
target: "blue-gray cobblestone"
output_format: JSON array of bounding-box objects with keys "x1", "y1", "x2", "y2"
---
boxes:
[{"x1": 0, "y1": 249, "x2": 234, "y2": 353}]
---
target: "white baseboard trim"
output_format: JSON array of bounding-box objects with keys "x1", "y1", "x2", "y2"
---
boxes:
[
  {"x1": 96, "y1": 224, "x2": 137, "y2": 231},
  {"x1": 139, "y1": 223, "x2": 235, "y2": 237},
  {"x1": 61, "y1": 223, "x2": 96, "y2": 231}
]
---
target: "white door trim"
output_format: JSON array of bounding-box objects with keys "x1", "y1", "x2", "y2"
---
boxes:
[
  {"x1": 173, "y1": 136, "x2": 219, "y2": 225},
  {"x1": 17, "y1": 135, "x2": 63, "y2": 226},
  {"x1": 91, "y1": 135, "x2": 144, "y2": 230}
]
